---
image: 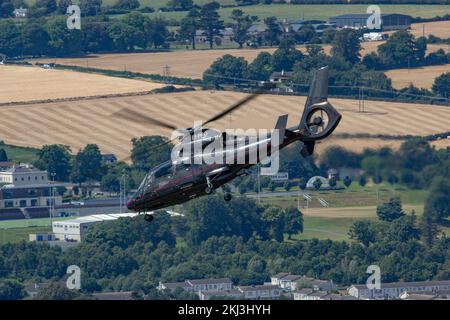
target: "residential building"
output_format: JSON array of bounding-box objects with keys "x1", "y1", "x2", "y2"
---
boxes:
[
  {"x1": 101, "y1": 154, "x2": 118, "y2": 165},
  {"x1": 199, "y1": 289, "x2": 243, "y2": 300},
  {"x1": 279, "y1": 274, "x2": 304, "y2": 290},
  {"x1": 158, "y1": 278, "x2": 233, "y2": 294},
  {"x1": 236, "y1": 285, "x2": 282, "y2": 300},
  {"x1": 13, "y1": 7, "x2": 28, "y2": 18},
  {"x1": 93, "y1": 292, "x2": 134, "y2": 300},
  {"x1": 186, "y1": 278, "x2": 233, "y2": 292},
  {"x1": 270, "y1": 273, "x2": 289, "y2": 286},
  {"x1": 269, "y1": 71, "x2": 294, "y2": 84},
  {"x1": 348, "y1": 280, "x2": 450, "y2": 299},
  {"x1": 0, "y1": 164, "x2": 48, "y2": 186},
  {"x1": 329, "y1": 13, "x2": 411, "y2": 31},
  {"x1": 195, "y1": 28, "x2": 236, "y2": 46}
]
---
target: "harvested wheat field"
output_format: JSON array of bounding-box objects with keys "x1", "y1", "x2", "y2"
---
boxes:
[
  {"x1": 1, "y1": 90, "x2": 450, "y2": 160},
  {"x1": 0, "y1": 65, "x2": 165, "y2": 104},
  {"x1": 431, "y1": 138, "x2": 450, "y2": 149},
  {"x1": 385, "y1": 64, "x2": 450, "y2": 89},
  {"x1": 315, "y1": 137, "x2": 405, "y2": 157},
  {"x1": 33, "y1": 42, "x2": 389, "y2": 79},
  {"x1": 410, "y1": 21, "x2": 450, "y2": 39}
]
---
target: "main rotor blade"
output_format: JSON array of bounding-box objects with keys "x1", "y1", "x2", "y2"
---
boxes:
[
  {"x1": 112, "y1": 108, "x2": 177, "y2": 131},
  {"x1": 204, "y1": 93, "x2": 259, "y2": 126}
]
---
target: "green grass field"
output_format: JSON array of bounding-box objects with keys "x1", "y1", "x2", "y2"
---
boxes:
[
  {"x1": 145, "y1": 4, "x2": 450, "y2": 23},
  {"x1": 0, "y1": 143, "x2": 39, "y2": 163},
  {"x1": 0, "y1": 226, "x2": 50, "y2": 245}
]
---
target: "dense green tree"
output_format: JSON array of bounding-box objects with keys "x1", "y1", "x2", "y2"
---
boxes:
[
  {"x1": 82, "y1": 18, "x2": 113, "y2": 52},
  {"x1": 148, "y1": 17, "x2": 169, "y2": 48},
  {"x1": 398, "y1": 138, "x2": 434, "y2": 172},
  {"x1": 230, "y1": 9, "x2": 254, "y2": 49},
  {"x1": 45, "y1": 16, "x2": 82, "y2": 56},
  {"x1": 377, "y1": 30, "x2": 426, "y2": 68},
  {"x1": 246, "y1": 51, "x2": 272, "y2": 81},
  {"x1": 331, "y1": 28, "x2": 361, "y2": 63},
  {"x1": 348, "y1": 220, "x2": 376, "y2": 247},
  {"x1": 100, "y1": 172, "x2": 120, "y2": 194},
  {"x1": 298, "y1": 177, "x2": 307, "y2": 190},
  {"x1": 271, "y1": 38, "x2": 304, "y2": 71},
  {"x1": 21, "y1": 20, "x2": 50, "y2": 56},
  {"x1": 320, "y1": 146, "x2": 361, "y2": 169},
  {"x1": 261, "y1": 206, "x2": 285, "y2": 242},
  {"x1": 79, "y1": 0, "x2": 102, "y2": 16},
  {"x1": 283, "y1": 206, "x2": 303, "y2": 239},
  {"x1": 376, "y1": 198, "x2": 405, "y2": 222},
  {"x1": 33, "y1": 0, "x2": 57, "y2": 15},
  {"x1": 166, "y1": 0, "x2": 193, "y2": 11},
  {"x1": 263, "y1": 16, "x2": 281, "y2": 46},
  {"x1": 295, "y1": 25, "x2": 316, "y2": 44},
  {"x1": 131, "y1": 136, "x2": 172, "y2": 172},
  {"x1": 432, "y1": 72, "x2": 450, "y2": 98},
  {"x1": 71, "y1": 144, "x2": 103, "y2": 183},
  {"x1": 35, "y1": 144, "x2": 72, "y2": 182},
  {"x1": 424, "y1": 178, "x2": 450, "y2": 221},
  {"x1": 0, "y1": 1, "x2": 14, "y2": 18},
  {"x1": 329, "y1": 176, "x2": 337, "y2": 188},
  {"x1": 0, "y1": 279, "x2": 25, "y2": 300},
  {"x1": 199, "y1": 2, "x2": 224, "y2": 49},
  {"x1": 108, "y1": 21, "x2": 140, "y2": 50},
  {"x1": 343, "y1": 176, "x2": 352, "y2": 188},
  {"x1": 321, "y1": 27, "x2": 336, "y2": 44},
  {"x1": 358, "y1": 175, "x2": 367, "y2": 187},
  {"x1": 179, "y1": 7, "x2": 200, "y2": 49},
  {"x1": 57, "y1": 0, "x2": 72, "y2": 14},
  {"x1": 0, "y1": 149, "x2": 7, "y2": 162},
  {"x1": 203, "y1": 54, "x2": 248, "y2": 84},
  {"x1": 420, "y1": 210, "x2": 440, "y2": 247},
  {"x1": 34, "y1": 283, "x2": 81, "y2": 300},
  {"x1": 313, "y1": 178, "x2": 322, "y2": 190},
  {"x1": 114, "y1": 0, "x2": 140, "y2": 10},
  {"x1": 0, "y1": 20, "x2": 21, "y2": 57}
]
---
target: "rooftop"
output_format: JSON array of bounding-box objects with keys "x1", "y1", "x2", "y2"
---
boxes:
[
  {"x1": 237, "y1": 285, "x2": 280, "y2": 292},
  {"x1": 53, "y1": 213, "x2": 138, "y2": 225},
  {"x1": 330, "y1": 13, "x2": 411, "y2": 19},
  {"x1": 351, "y1": 280, "x2": 450, "y2": 290},
  {"x1": 187, "y1": 278, "x2": 232, "y2": 285}
]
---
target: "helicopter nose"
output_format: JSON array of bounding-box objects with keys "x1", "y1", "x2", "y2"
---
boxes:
[{"x1": 127, "y1": 199, "x2": 135, "y2": 211}]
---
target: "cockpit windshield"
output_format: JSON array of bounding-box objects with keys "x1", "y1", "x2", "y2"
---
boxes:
[{"x1": 135, "y1": 161, "x2": 175, "y2": 198}]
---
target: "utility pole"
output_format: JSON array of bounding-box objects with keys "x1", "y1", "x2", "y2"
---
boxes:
[
  {"x1": 163, "y1": 64, "x2": 171, "y2": 84},
  {"x1": 120, "y1": 170, "x2": 128, "y2": 213},
  {"x1": 50, "y1": 172, "x2": 56, "y2": 226}
]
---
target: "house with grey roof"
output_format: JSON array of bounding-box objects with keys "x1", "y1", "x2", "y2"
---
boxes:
[
  {"x1": 158, "y1": 278, "x2": 232, "y2": 294},
  {"x1": 237, "y1": 285, "x2": 282, "y2": 300},
  {"x1": 348, "y1": 280, "x2": 450, "y2": 299}
]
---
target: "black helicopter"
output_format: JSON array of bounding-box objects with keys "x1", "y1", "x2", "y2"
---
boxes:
[{"x1": 123, "y1": 67, "x2": 342, "y2": 221}]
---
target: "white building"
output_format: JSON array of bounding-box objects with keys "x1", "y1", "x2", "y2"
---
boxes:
[
  {"x1": 348, "y1": 280, "x2": 450, "y2": 299},
  {"x1": 13, "y1": 7, "x2": 28, "y2": 18},
  {"x1": 236, "y1": 285, "x2": 282, "y2": 300},
  {"x1": 0, "y1": 164, "x2": 48, "y2": 186},
  {"x1": 158, "y1": 278, "x2": 233, "y2": 294},
  {"x1": 52, "y1": 213, "x2": 138, "y2": 242}
]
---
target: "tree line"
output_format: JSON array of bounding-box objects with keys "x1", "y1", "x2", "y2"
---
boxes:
[
  {"x1": 0, "y1": 12, "x2": 169, "y2": 57},
  {"x1": 203, "y1": 29, "x2": 450, "y2": 99},
  {"x1": 0, "y1": 193, "x2": 448, "y2": 299}
]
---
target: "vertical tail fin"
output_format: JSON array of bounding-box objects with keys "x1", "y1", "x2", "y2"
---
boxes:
[
  {"x1": 305, "y1": 66, "x2": 329, "y2": 108},
  {"x1": 300, "y1": 67, "x2": 329, "y2": 129}
]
